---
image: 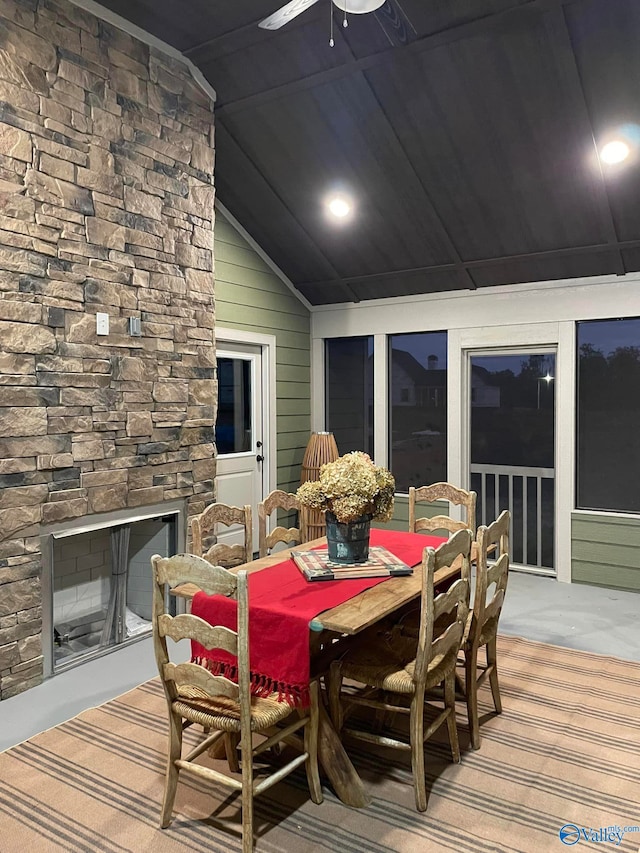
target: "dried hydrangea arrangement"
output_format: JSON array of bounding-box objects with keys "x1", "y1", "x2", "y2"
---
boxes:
[{"x1": 297, "y1": 451, "x2": 395, "y2": 524}]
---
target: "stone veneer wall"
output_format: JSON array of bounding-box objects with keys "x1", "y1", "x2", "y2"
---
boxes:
[{"x1": 0, "y1": 0, "x2": 216, "y2": 698}]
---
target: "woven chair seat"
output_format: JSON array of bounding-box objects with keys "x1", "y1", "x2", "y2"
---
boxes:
[
  {"x1": 339, "y1": 625, "x2": 461, "y2": 695},
  {"x1": 174, "y1": 687, "x2": 294, "y2": 731}
]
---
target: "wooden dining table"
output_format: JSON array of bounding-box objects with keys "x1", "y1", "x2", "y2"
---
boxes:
[{"x1": 175, "y1": 532, "x2": 462, "y2": 808}]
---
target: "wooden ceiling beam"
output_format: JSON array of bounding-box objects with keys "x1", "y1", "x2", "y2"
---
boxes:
[
  {"x1": 298, "y1": 236, "x2": 640, "y2": 290},
  {"x1": 215, "y1": 0, "x2": 579, "y2": 117}
]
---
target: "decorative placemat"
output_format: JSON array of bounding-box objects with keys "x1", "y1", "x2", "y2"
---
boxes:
[{"x1": 292, "y1": 546, "x2": 413, "y2": 582}]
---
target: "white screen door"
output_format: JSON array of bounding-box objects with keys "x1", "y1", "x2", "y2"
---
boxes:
[
  {"x1": 215, "y1": 343, "x2": 265, "y2": 551},
  {"x1": 468, "y1": 349, "x2": 556, "y2": 574}
]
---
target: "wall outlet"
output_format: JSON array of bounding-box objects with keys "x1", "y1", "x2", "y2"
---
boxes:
[{"x1": 96, "y1": 312, "x2": 109, "y2": 336}]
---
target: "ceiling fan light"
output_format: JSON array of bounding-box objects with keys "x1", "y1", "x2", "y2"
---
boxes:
[{"x1": 332, "y1": 0, "x2": 386, "y2": 13}]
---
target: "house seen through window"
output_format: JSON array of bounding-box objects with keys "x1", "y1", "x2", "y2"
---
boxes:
[{"x1": 389, "y1": 332, "x2": 448, "y2": 492}]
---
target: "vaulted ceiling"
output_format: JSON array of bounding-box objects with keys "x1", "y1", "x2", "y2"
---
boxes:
[{"x1": 96, "y1": 0, "x2": 640, "y2": 305}]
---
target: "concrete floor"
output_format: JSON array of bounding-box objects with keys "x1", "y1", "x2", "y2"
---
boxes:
[
  {"x1": 0, "y1": 570, "x2": 638, "y2": 753},
  {"x1": 500, "y1": 571, "x2": 640, "y2": 661}
]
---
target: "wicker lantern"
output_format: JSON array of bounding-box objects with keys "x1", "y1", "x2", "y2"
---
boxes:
[{"x1": 300, "y1": 431, "x2": 339, "y2": 540}]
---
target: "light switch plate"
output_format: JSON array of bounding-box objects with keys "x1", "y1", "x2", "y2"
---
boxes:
[{"x1": 96, "y1": 312, "x2": 109, "y2": 335}]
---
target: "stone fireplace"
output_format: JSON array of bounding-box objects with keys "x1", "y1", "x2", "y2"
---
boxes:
[{"x1": 0, "y1": 0, "x2": 217, "y2": 698}]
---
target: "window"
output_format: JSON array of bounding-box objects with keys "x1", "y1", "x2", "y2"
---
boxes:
[
  {"x1": 577, "y1": 318, "x2": 640, "y2": 512},
  {"x1": 325, "y1": 335, "x2": 373, "y2": 457},
  {"x1": 216, "y1": 357, "x2": 252, "y2": 453},
  {"x1": 389, "y1": 332, "x2": 447, "y2": 492},
  {"x1": 325, "y1": 337, "x2": 373, "y2": 456}
]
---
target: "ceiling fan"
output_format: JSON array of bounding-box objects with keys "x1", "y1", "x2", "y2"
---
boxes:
[{"x1": 259, "y1": 0, "x2": 386, "y2": 32}]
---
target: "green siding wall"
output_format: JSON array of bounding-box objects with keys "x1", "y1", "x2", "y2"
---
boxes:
[
  {"x1": 214, "y1": 211, "x2": 311, "y2": 494},
  {"x1": 572, "y1": 512, "x2": 640, "y2": 591}
]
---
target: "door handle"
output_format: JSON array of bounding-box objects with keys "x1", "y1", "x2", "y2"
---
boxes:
[{"x1": 256, "y1": 454, "x2": 264, "y2": 463}]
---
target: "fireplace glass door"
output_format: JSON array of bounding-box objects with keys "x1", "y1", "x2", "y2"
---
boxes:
[{"x1": 51, "y1": 514, "x2": 177, "y2": 669}]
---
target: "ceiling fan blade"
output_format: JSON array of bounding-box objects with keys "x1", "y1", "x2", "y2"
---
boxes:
[{"x1": 259, "y1": 0, "x2": 322, "y2": 30}]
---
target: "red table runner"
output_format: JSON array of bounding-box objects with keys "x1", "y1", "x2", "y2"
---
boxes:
[{"x1": 191, "y1": 528, "x2": 446, "y2": 707}]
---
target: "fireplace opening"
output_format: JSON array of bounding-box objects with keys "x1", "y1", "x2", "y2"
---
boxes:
[{"x1": 48, "y1": 510, "x2": 179, "y2": 672}]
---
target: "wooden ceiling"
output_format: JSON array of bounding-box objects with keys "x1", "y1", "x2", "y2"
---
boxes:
[{"x1": 96, "y1": 0, "x2": 640, "y2": 304}]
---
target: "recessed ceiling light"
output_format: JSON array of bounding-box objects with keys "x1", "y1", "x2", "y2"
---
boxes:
[
  {"x1": 600, "y1": 140, "x2": 630, "y2": 164},
  {"x1": 327, "y1": 195, "x2": 352, "y2": 219}
]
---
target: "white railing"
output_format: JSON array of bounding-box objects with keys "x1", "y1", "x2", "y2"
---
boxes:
[{"x1": 470, "y1": 463, "x2": 555, "y2": 572}]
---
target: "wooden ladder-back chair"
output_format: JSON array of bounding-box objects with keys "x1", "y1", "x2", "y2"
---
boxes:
[
  {"x1": 460, "y1": 509, "x2": 510, "y2": 750},
  {"x1": 408, "y1": 482, "x2": 477, "y2": 537},
  {"x1": 191, "y1": 502, "x2": 253, "y2": 568},
  {"x1": 327, "y1": 529, "x2": 471, "y2": 812},
  {"x1": 151, "y1": 553, "x2": 323, "y2": 853},
  {"x1": 258, "y1": 489, "x2": 306, "y2": 558}
]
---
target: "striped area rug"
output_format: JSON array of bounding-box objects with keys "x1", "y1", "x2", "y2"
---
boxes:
[{"x1": 1, "y1": 635, "x2": 639, "y2": 853}]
